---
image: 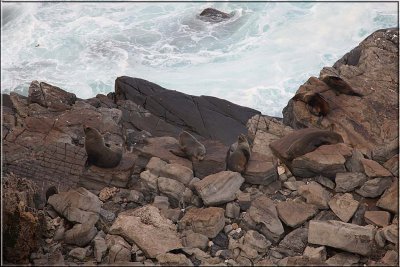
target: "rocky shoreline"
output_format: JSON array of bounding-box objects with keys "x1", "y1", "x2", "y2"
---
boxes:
[{"x1": 2, "y1": 28, "x2": 399, "y2": 266}]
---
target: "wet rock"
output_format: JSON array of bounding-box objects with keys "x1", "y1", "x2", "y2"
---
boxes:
[
  {"x1": 241, "y1": 196, "x2": 284, "y2": 243},
  {"x1": 69, "y1": 247, "x2": 87, "y2": 261},
  {"x1": 278, "y1": 228, "x2": 308, "y2": 255},
  {"x1": 156, "y1": 253, "x2": 193, "y2": 266},
  {"x1": 109, "y1": 205, "x2": 182, "y2": 258},
  {"x1": 355, "y1": 177, "x2": 392, "y2": 198},
  {"x1": 160, "y1": 163, "x2": 193, "y2": 186},
  {"x1": 298, "y1": 181, "x2": 331, "y2": 209},
  {"x1": 325, "y1": 252, "x2": 360, "y2": 266},
  {"x1": 243, "y1": 152, "x2": 278, "y2": 186},
  {"x1": 225, "y1": 202, "x2": 241, "y2": 219},
  {"x1": 48, "y1": 187, "x2": 102, "y2": 226},
  {"x1": 376, "y1": 180, "x2": 398, "y2": 214},
  {"x1": 193, "y1": 171, "x2": 244, "y2": 206},
  {"x1": 360, "y1": 158, "x2": 392, "y2": 178},
  {"x1": 335, "y1": 172, "x2": 367, "y2": 193},
  {"x1": 181, "y1": 230, "x2": 209, "y2": 250},
  {"x1": 315, "y1": 175, "x2": 335, "y2": 190},
  {"x1": 276, "y1": 200, "x2": 318, "y2": 227},
  {"x1": 364, "y1": 211, "x2": 391, "y2": 227},
  {"x1": 291, "y1": 143, "x2": 352, "y2": 178},
  {"x1": 328, "y1": 193, "x2": 359, "y2": 222},
  {"x1": 308, "y1": 220, "x2": 376, "y2": 256},
  {"x1": 192, "y1": 140, "x2": 228, "y2": 179},
  {"x1": 179, "y1": 207, "x2": 225, "y2": 238},
  {"x1": 303, "y1": 246, "x2": 327, "y2": 262},
  {"x1": 199, "y1": 8, "x2": 234, "y2": 23}
]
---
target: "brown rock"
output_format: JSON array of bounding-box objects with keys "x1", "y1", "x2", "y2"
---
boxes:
[
  {"x1": 360, "y1": 158, "x2": 392, "y2": 178},
  {"x1": 364, "y1": 211, "x2": 391, "y2": 227},
  {"x1": 243, "y1": 152, "x2": 278, "y2": 185},
  {"x1": 298, "y1": 181, "x2": 331, "y2": 209},
  {"x1": 376, "y1": 180, "x2": 398, "y2": 214},
  {"x1": 276, "y1": 200, "x2": 318, "y2": 227},
  {"x1": 325, "y1": 252, "x2": 360, "y2": 266},
  {"x1": 355, "y1": 177, "x2": 392, "y2": 198},
  {"x1": 328, "y1": 193, "x2": 359, "y2": 222},
  {"x1": 383, "y1": 154, "x2": 399, "y2": 176},
  {"x1": 335, "y1": 172, "x2": 367, "y2": 193},
  {"x1": 178, "y1": 207, "x2": 225, "y2": 238},
  {"x1": 192, "y1": 140, "x2": 228, "y2": 179}
]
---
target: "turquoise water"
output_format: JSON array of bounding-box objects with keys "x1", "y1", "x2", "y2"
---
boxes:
[{"x1": 1, "y1": 2, "x2": 397, "y2": 116}]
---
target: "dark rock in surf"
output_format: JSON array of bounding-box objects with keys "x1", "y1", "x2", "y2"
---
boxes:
[{"x1": 199, "y1": 8, "x2": 234, "y2": 23}]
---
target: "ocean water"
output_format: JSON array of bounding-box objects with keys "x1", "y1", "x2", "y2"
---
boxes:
[{"x1": 1, "y1": 2, "x2": 397, "y2": 117}]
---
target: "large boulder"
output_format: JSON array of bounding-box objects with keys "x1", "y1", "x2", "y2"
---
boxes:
[{"x1": 283, "y1": 28, "x2": 399, "y2": 157}]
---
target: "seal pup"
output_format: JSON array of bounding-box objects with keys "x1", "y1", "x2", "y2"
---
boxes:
[
  {"x1": 170, "y1": 131, "x2": 206, "y2": 161},
  {"x1": 84, "y1": 126, "x2": 122, "y2": 168},
  {"x1": 321, "y1": 75, "x2": 363, "y2": 97},
  {"x1": 226, "y1": 134, "x2": 251, "y2": 174}
]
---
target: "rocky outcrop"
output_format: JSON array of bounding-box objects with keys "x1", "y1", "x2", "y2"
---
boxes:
[{"x1": 283, "y1": 28, "x2": 399, "y2": 157}]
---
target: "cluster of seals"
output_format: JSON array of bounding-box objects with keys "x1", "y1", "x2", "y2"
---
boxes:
[
  {"x1": 84, "y1": 126, "x2": 122, "y2": 168},
  {"x1": 226, "y1": 134, "x2": 251, "y2": 174},
  {"x1": 321, "y1": 74, "x2": 363, "y2": 97},
  {"x1": 170, "y1": 131, "x2": 206, "y2": 161}
]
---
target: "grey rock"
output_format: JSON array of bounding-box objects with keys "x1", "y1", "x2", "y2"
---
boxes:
[
  {"x1": 193, "y1": 171, "x2": 244, "y2": 206},
  {"x1": 335, "y1": 172, "x2": 367, "y2": 193},
  {"x1": 237, "y1": 192, "x2": 251, "y2": 211},
  {"x1": 225, "y1": 202, "x2": 241, "y2": 219},
  {"x1": 308, "y1": 220, "x2": 376, "y2": 256},
  {"x1": 157, "y1": 177, "x2": 186, "y2": 203},
  {"x1": 351, "y1": 203, "x2": 367, "y2": 225},
  {"x1": 106, "y1": 235, "x2": 131, "y2": 263},
  {"x1": 93, "y1": 236, "x2": 107, "y2": 263},
  {"x1": 355, "y1": 177, "x2": 392, "y2": 198},
  {"x1": 243, "y1": 152, "x2": 278, "y2": 186},
  {"x1": 127, "y1": 190, "x2": 144, "y2": 204},
  {"x1": 69, "y1": 247, "x2": 87, "y2": 261},
  {"x1": 383, "y1": 154, "x2": 399, "y2": 176},
  {"x1": 160, "y1": 163, "x2": 194, "y2": 186},
  {"x1": 315, "y1": 175, "x2": 335, "y2": 190},
  {"x1": 298, "y1": 181, "x2": 331, "y2": 209},
  {"x1": 146, "y1": 157, "x2": 167, "y2": 177},
  {"x1": 240, "y1": 230, "x2": 271, "y2": 260},
  {"x1": 283, "y1": 180, "x2": 305, "y2": 191},
  {"x1": 64, "y1": 222, "x2": 98, "y2": 247},
  {"x1": 140, "y1": 170, "x2": 159, "y2": 193},
  {"x1": 241, "y1": 196, "x2": 284, "y2": 243},
  {"x1": 181, "y1": 230, "x2": 209, "y2": 250},
  {"x1": 345, "y1": 149, "x2": 365, "y2": 173},
  {"x1": 153, "y1": 196, "x2": 170, "y2": 210},
  {"x1": 279, "y1": 228, "x2": 309, "y2": 255}
]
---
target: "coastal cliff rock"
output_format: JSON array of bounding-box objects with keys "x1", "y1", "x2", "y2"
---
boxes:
[
  {"x1": 283, "y1": 28, "x2": 399, "y2": 158},
  {"x1": 2, "y1": 28, "x2": 398, "y2": 266}
]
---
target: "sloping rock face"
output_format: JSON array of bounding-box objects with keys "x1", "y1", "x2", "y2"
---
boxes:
[
  {"x1": 283, "y1": 28, "x2": 399, "y2": 157},
  {"x1": 114, "y1": 76, "x2": 260, "y2": 145}
]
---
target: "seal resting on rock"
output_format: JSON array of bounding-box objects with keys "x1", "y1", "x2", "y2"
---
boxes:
[
  {"x1": 84, "y1": 126, "x2": 122, "y2": 168},
  {"x1": 170, "y1": 131, "x2": 206, "y2": 161},
  {"x1": 226, "y1": 134, "x2": 251, "y2": 174},
  {"x1": 321, "y1": 74, "x2": 363, "y2": 97},
  {"x1": 292, "y1": 92, "x2": 330, "y2": 117},
  {"x1": 45, "y1": 186, "x2": 58, "y2": 202}
]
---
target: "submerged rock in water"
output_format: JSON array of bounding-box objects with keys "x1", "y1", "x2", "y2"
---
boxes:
[{"x1": 198, "y1": 8, "x2": 234, "y2": 23}]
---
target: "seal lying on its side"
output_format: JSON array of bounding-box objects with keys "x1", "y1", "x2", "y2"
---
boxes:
[
  {"x1": 321, "y1": 75, "x2": 363, "y2": 97},
  {"x1": 226, "y1": 134, "x2": 251, "y2": 174},
  {"x1": 292, "y1": 92, "x2": 330, "y2": 117},
  {"x1": 170, "y1": 131, "x2": 206, "y2": 161},
  {"x1": 84, "y1": 126, "x2": 122, "y2": 168}
]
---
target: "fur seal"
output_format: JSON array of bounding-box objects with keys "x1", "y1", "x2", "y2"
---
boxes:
[
  {"x1": 226, "y1": 134, "x2": 251, "y2": 174},
  {"x1": 292, "y1": 92, "x2": 330, "y2": 117},
  {"x1": 170, "y1": 131, "x2": 206, "y2": 161},
  {"x1": 84, "y1": 126, "x2": 122, "y2": 168},
  {"x1": 321, "y1": 75, "x2": 363, "y2": 97},
  {"x1": 46, "y1": 186, "x2": 58, "y2": 202}
]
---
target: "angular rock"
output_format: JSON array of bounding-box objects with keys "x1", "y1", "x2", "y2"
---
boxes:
[
  {"x1": 146, "y1": 157, "x2": 167, "y2": 176},
  {"x1": 328, "y1": 193, "x2": 359, "y2": 222},
  {"x1": 360, "y1": 158, "x2": 392, "y2": 178},
  {"x1": 48, "y1": 187, "x2": 102, "y2": 225},
  {"x1": 283, "y1": 180, "x2": 305, "y2": 191},
  {"x1": 243, "y1": 152, "x2": 278, "y2": 186},
  {"x1": 158, "y1": 177, "x2": 186, "y2": 203},
  {"x1": 105, "y1": 235, "x2": 132, "y2": 263},
  {"x1": 381, "y1": 224, "x2": 399, "y2": 244},
  {"x1": 178, "y1": 207, "x2": 225, "y2": 238},
  {"x1": 109, "y1": 205, "x2": 182, "y2": 258},
  {"x1": 376, "y1": 180, "x2": 398, "y2": 214},
  {"x1": 93, "y1": 235, "x2": 107, "y2": 263},
  {"x1": 383, "y1": 154, "x2": 399, "y2": 176},
  {"x1": 156, "y1": 253, "x2": 193, "y2": 266},
  {"x1": 345, "y1": 149, "x2": 365, "y2": 173},
  {"x1": 225, "y1": 202, "x2": 241, "y2": 219},
  {"x1": 68, "y1": 247, "x2": 87, "y2": 261},
  {"x1": 308, "y1": 220, "x2": 376, "y2": 256},
  {"x1": 325, "y1": 252, "x2": 360, "y2": 266},
  {"x1": 240, "y1": 230, "x2": 271, "y2": 260},
  {"x1": 315, "y1": 175, "x2": 335, "y2": 190},
  {"x1": 298, "y1": 181, "x2": 331, "y2": 209},
  {"x1": 64, "y1": 222, "x2": 98, "y2": 247},
  {"x1": 140, "y1": 170, "x2": 159, "y2": 193},
  {"x1": 355, "y1": 177, "x2": 392, "y2": 198},
  {"x1": 181, "y1": 230, "x2": 209, "y2": 250},
  {"x1": 153, "y1": 196, "x2": 170, "y2": 211},
  {"x1": 381, "y1": 250, "x2": 398, "y2": 266},
  {"x1": 291, "y1": 144, "x2": 352, "y2": 178},
  {"x1": 276, "y1": 200, "x2": 318, "y2": 227},
  {"x1": 364, "y1": 211, "x2": 391, "y2": 227},
  {"x1": 278, "y1": 228, "x2": 309, "y2": 255},
  {"x1": 335, "y1": 172, "x2": 367, "y2": 193},
  {"x1": 160, "y1": 163, "x2": 193, "y2": 186},
  {"x1": 193, "y1": 171, "x2": 244, "y2": 206},
  {"x1": 192, "y1": 140, "x2": 228, "y2": 179},
  {"x1": 269, "y1": 128, "x2": 344, "y2": 162},
  {"x1": 351, "y1": 203, "x2": 367, "y2": 225},
  {"x1": 241, "y1": 196, "x2": 284, "y2": 243},
  {"x1": 237, "y1": 192, "x2": 251, "y2": 211},
  {"x1": 303, "y1": 246, "x2": 327, "y2": 261}
]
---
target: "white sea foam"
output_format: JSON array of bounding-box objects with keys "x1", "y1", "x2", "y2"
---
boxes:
[{"x1": 1, "y1": 2, "x2": 397, "y2": 116}]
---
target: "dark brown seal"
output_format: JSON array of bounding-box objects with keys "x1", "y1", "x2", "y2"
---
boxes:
[
  {"x1": 84, "y1": 126, "x2": 122, "y2": 168},
  {"x1": 270, "y1": 128, "x2": 344, "y2": 162},
  {"x1": 45, "y1": 186, "x2": 58, "y2": 202},
  {"x1": 292, "y1": 92, "x2": 330, "y2": 117},
  {"x1": 321, "y1": 75, "x2": 363, "y2": 97},
  {"x1": 170, "y1": 131, "x2": 206, "y2": 161},
  {"x1": 226, "y1": 134, "x2": 251, "y2": 174}
]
